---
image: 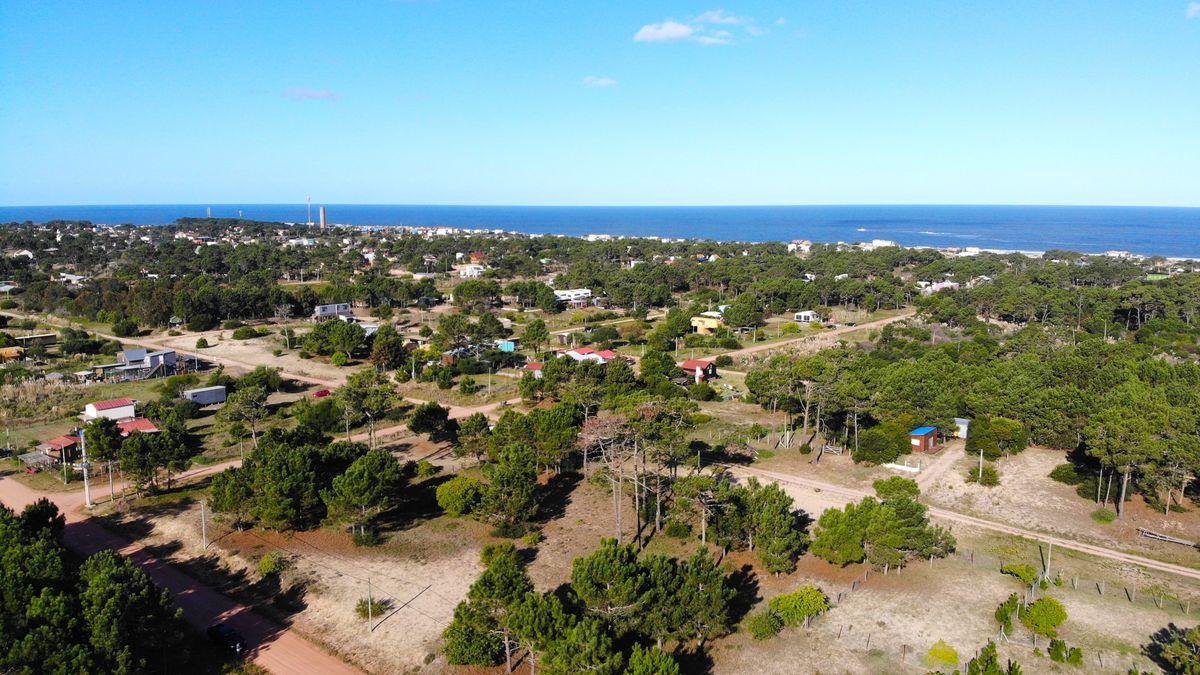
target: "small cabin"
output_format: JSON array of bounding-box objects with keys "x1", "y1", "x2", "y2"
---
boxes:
[
  {"x1": 910, "y1": 426, "x2": 939, "y2": 453},
  {"x1": 679, "y1": 359, "x2": 717, "y2": 384},
  {"x1": 794, "y1": 310, "x2": 820, "y2": 323}
]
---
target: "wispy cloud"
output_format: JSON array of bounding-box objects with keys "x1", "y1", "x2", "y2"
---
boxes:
[
  {"x1": 582, "y1": 75, "x2": 618, "y2": 88},
  {"x1": 634, "y1": 9, "x2": 767, "y2": 45},
  {"x1": 634, "y1": 20, "x2": 696, "y2": 42},
  {"x1": 283, "y1": 87, "x2": 337, "y2": 101},
  {"x1": 1187, "y1": 2, "x2": 1200, "y2": 19}
]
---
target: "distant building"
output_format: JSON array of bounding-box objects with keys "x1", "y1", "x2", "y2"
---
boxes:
[
  {"x1": 83, "y1": 398, "x2": 137, "y2": 421},
  {"x1": 459, "y1": 264, "x2": 486, "y2": 278},
  {"x1": 679, "y1": 359, "x2": 717, "y2": 384},
  {"x1": 910, "y1": 426, "x2": 940, "y2": 453},
  {"x1": 117, "y1": 418, "x2": 160, "y2": 435},
  {"x1": 553, "y1": 289, "x2": 592, "y2": 307},
  {"x1": 494, "y1": 338, "x2": 520, "y2": 353},
  {"x1": 37, "y1": 435, "x2": 79, "y2": 465},
  {"x1": 313, "y1": 303, "x2": 353, "y2": 320},
  {"x1": 690, "y1": 315, "x2": 723, "y2": 335},
  {"x1": 793, "y1": 310, "x2": 820, "y2": 323},
  {"x1": 921, "y1": 281, "x2": 960, "y2": 295},
  {"x1": 525, "y1": 362, "x2": 544, "y2": 379},
  {"x1": 183, "y1": 385, "x2": 227, "y2": 406},
  {"x1": 953, "y1": 418, "x2": 970, "y2": 439}
]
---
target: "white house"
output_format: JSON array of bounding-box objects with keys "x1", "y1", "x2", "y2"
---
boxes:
[
  {"x1": 459, "y1": 264, "x2": 486, "y2": 278},
  {"x1": 794, "y1": 310, "x2": 820, "y2": 323},
  {"x1": 83, "y1": 398, "x2": 137, "y2": 421},
  {"x1": 553, "y1": 288, "x2": 592, "y2": 303},
  {"x1": 313, "y1": 303, "x2": 353, "y2": 320}
]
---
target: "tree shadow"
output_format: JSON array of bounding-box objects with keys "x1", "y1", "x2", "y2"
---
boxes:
[
  {"x1": 532, "y1": 472, "x2": 581, "y2": 524},
  {"x1": 726, "y1": 564, "x2": 761, "y2": 625},
  {"x1": 374, "y1": 473, "x2": 455, "y2": 533},
  {"x1": 1143, "y1": 622, "x2": 1191, "y2": 673},
  {"x1": 672, "y1": 644, "x2": 715, "y2": 675}
]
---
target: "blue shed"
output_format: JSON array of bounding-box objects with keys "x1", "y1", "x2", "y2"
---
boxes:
[{"x1": 910, "y1": 426, "x2": 939, "y2": 453}]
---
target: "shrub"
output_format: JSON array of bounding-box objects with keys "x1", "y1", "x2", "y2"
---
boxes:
[
  {"x1": 195, "y1": 337, "x2": 209, "y2": 349},
  {"x1": 415, "y1": 459, "x2": 440, "y2": 478},
  {"x1": 1067, "y1": 646, "x2": 1083, "y2": 666},
  {"x1": 222, "y1": 319, "x2": 245, "y2": 329},
  {"x1": 1019, "y1": 597, "x2": 1067, "y2": 637},
  {"x1": 745, "y1": 610, "x2": 783, "y2": 640},
  {"x1": 852, "y1": 425, "x2": 905, "y2": 465},
  {"x1": 1001, "y1": 563, "x2": 1040, "y2": 586},
  {"x1": 923, "y1": 640, "x2": 959, "y2": 669},
  {"x1": 298, "y1": 350, "x2": 312, "y2": 359},
  {"x1": 1048, "y1": 638, "x2": 1067, "y2": 662},
  {"x1": 1090, "y1": 508, "x2": 1116, "y2": 524},
  {"x1": 873, "y1": 476, "x2": 920, "y2": 501},
  {"x1": 966, "y1": 463, "x2": 1000, "y2": 486},
  {"x1": 1049, "y1": 463, "x2": 1085, "y2": 485},
  {"x1": 111, "y1": 319, "x2": 139, "y2": 337},
  {"x1": 767, "y1": 586, "x2": 829, "y2": 627},
  {"x1": 231, "y1": 326, "x2": 258, "y2": 340},
  {"x1": 257, "y1": 552, "x2": 286, "y2": 576},
  {"x1": 522, "y1": 531, "x2": 544, "y2": 546},
  {"x1": 798, "y1": 443, "x2": 812, "y2": 455},
  {"x1": 167, "y1": 329, "x2": 181, "y2": 336},
  {"x1": 355, "y1": 597, "x2": 388, "y2": 620},
  {"x1": 272, "y1": 348, "x2": 283, "y2": 357},
  {"x1": 436, "y1": 476, "x2": 484, "y2": 517},
  {"x1": 330, "y1": 351, "x2": 349, "y2": 366},
  {"x1": 459, "y1": 376, "x2": 480, "y2": 395},
  {"x1": 994, "y1": 593, "x2": 1019, "y2": 633},
  {"x1": 689, "y1": 382, "x2": 716, "y2": 401},
  {"x1": 0, "y1": 299, "x2": 16, "y2": 310},
  {"x1": 664, "y1": 520, "x2": 692, "y2": 538},
  {"x1": 713, "y1": 354, "x2": 734, "y2": 367}
]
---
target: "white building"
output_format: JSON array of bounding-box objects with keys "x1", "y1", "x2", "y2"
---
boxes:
[
  {"x1": 794, "y1": 310, "x2": 820, "y2": 323},
  {"x1": 459, "y1": 264, "x2": 486, "y2": 278},
  {"x1": 313, "y1": 303, "x2": 353, "y2": 320},
  {"x1": 553, "y1": 288, "x2": 592, "y2": 302},
  {"x1": 83, "y1": 398, "x2": 137, "y2": 421}
]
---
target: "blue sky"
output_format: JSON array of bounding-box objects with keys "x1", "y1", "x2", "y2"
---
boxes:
[{"x1": 1, "y1": 1, "x2": 1198, "y2": 206}]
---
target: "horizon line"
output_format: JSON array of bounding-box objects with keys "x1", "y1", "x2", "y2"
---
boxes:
[{"x1": 3, "y1": 202, "x2": 1200, "y2": 210}]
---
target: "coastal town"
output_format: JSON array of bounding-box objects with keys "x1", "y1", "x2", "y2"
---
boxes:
[{"x1": 1, "y1": 217, "x2": 1197, "y2": 674}]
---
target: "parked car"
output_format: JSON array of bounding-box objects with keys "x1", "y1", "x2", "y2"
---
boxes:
[
  {"x1": 207, "y1": 623, "x2": 246, "y2": 656},
  {"x1": 313, "y1": 389, "x2": 331, "y2": 398}
]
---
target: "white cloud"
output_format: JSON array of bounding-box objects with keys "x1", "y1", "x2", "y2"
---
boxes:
[
  {"x1": 283, "y1": 87, "x2": 336, "y2": 101},
  {"x1": 582, "y1": 75, "x2": 618, "y2": 88},
  {"x1": 693, "y1": 9, "x2": 745, "y2": 25},
  {"x1": 1187, "y1": 2, "x2": 1200, "y2": 19},
  {"x1": 775, "y1": 17, "x2": 787, "y2": 26},
  {"x1": 634, "y1": 20, "x2": 695, "y2": 42}
]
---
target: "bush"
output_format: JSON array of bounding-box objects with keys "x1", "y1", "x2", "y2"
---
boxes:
[
  {"x1": 1049, "y1": 463, "x2": 1085, "y2": 485},
  {"x1": 415, "y1": 459, "x2": 440, "y2": 479},
  {"x1": 923, "y1": 639, "x2": 959, "y2": 669},
  {"x1": 767, "y1": 586, "x2": 829, "y2": 627},
  {"x1": 852, "y1": 425, "x2": 905, "y2": 465},
  {"x1": 1048, "y1": 638, "x2": 1067, "y2": 662},
  {"x1": 713, "y1": 354, "x2": 734, "y2": 367},
  {"x1": 272, "y1": 348, "x2": 283, "y2": 357},
  {"x1": 995, "y1": 593, "x2": 1019, "y2": 633},
  {"x1": 873, "y1": 476, "x2": 920, "y2": 501},
  {"x1": 798, "y1": 443, "x2": 812, "y2": 455},
  {"x1": 1090, "y1": 508, "x2": 1116, "y2": 524},
  {"x1": 1067, "y1": 646, "x2": 1083, "y2": 666},
  {"x1": 111, "y1": 319, "x2": 138, "y2": 337},
  {"x1": 355, "y1": 597, "x2": 388, "y2": 620},
  {"x1": 1001, "y1": 563, "x2": 1039, "y2": 586},
  {"x1": 0, "y1": 299, "x2": 16, "y2": 310},
  {"x1": 231, "y1": 326, "x2": 259, "y2": 340},
  {"x1": 298, "y1": 350, "x2": 312, "y2": 359},
  {"x1": 459, "y1": 376, "x2": 480, "y2": 395},
  {"x1": 966, "y1": 463, "x2": 1000, "y2": 486},
  {"x1": 522, "y1": 531, "x2": 544, "y2": 546},
  {"x1": 257, "y1": 552, "x2": 286, "y2": 576},
  {"x1": 1019, "y1": 597, "x2": 1067, "y2": 637},
  {"x1": 664, "y1": 520, "x2": 692, "y2": 538},
  {"x1": 195, "y1": 337, "x2": 209, "y2": 349},
  {"x1": 222, "y1": 319, "x2": 245, "y2": 330},
  {"x1": 745, "y1": 610, "x2": 783, "y2": 640},
  {"x1": 330, "y1": 351, "x2": 349, "y2": 366},
  {"x1": 167, "y1": 329, "x2": 181, "y2": 336},
  {"x1": 436, "y1": 476, "x2": 484, "y2": 517},
  {"x1": 689, "y1": 382, "x2": 717, "y2": 401}
]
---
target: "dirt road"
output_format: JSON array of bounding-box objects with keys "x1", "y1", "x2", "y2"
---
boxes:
[
  {"x1": 0, "y1": 469, "x2": 362, "y2": 675},
  {"x1": 723, "y1": 309, "x2": 916, "y2": 362},
  {"x1": 725, "y1": 463, "x2": 1200, "y2": 582}
]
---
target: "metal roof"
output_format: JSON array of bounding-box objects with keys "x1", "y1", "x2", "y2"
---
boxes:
[{"x1": 911, "y1": 426, "x2": 937, "y2": 435}]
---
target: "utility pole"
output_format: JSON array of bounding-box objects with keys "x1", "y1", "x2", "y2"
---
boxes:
[
  {"x1": 79, "y1": 428, "x2": 93, "y2": 508},
  {"x1": 978, "y1": 447, "x2": 984, "y2": 482},
  {"x1": 200, "y1": 499, "x2": 208, "y2": 549},
  {"x1": 367, "y1": 577, "x2": 373, "y2": 629}
]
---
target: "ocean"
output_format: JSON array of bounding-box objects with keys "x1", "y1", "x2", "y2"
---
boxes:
[{"x1": 2, "y1": 204, "x2": 1199, "y2": 258}]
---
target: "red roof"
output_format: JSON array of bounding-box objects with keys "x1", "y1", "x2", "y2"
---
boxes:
[
  {"x1": 43, "y1": 435, "x2": 79, "y2": 451},
  {"x1": 680, "y1": 359, "x2": 714, "y2": 370},
  {"x1": 571, "y1": 348, "x2": 596, "y2": 355},
  {"x1": 91, "y1": 398, "x2": 135, "y2": 411},
  {"x1": 526, "y1": 362, "x2": 544, "y2": 371},
  {"x1": 596, "y1": 350, "x2": 619, "y2": 359},
  {"x1": 118, "y1": 418, "x2": 159, "y2": 435}
]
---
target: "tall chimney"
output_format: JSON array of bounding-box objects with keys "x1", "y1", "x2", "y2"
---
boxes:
[{"x1": 319, "y1": 206, "x2": 326, "y2": 228}]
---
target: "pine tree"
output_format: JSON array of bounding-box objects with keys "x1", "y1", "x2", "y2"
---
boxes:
[
  {"x1": 541, "y1": 619, "x2": 623, "y2": 675},
  {"x1": 749, "y1": 482, "x2": 807, "y2": 574},
  {"x1": 479, "y1": 444, "x2": 539, "y2": 530},
  {"x1": 627, "y1": 644, "x2": 681, "y2": 675},
  {"x1": 570, "y1": 538, "x2": 648, "y2": 633}
]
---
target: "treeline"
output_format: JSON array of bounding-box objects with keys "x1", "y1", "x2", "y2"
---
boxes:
[
  {"x1": 0, "y1": 499, "x2": 188, "y2": 673},
  {"x1": 745, "y1": 321, "x2": 1200, "y2": 515}
]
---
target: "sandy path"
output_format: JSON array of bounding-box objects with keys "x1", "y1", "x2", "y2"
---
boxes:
[{"x1": 726, "y1": 463, "x2": 1200, "y2": 582}]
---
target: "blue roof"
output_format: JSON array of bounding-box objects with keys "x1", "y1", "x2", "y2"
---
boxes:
[{"x1": 911, "y1": 426, "x2": 937, "y2": 435}]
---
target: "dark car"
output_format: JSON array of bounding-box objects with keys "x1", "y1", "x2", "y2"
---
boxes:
[
  {"x1": 207, "y1": 623, "x2": 246, "y2": 656},
  {"x1": 313, "y1": 388, "x2": 332, "y2": 398}
]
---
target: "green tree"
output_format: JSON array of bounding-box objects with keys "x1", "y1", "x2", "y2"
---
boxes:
[
  {"x1": 322, "y1": 449, "x2": 405, "y2": 527},
  {"x1": 436, "y1": 475, "x2": 484, "y2": 516},
  {"x1": 523, "y1": 319, "x2": 550, "y2": 353},
  {"x1": 1019, "y1": 597, "x2": 1067, "y2": 638},
  {"x1": 627, "y1": 644, "x2": 681, "y2": 675},
  {"x1": 1154, "y1": 623, "x2": 1200, "y2": 675},
  {"x1": 541, "y1": 619, "x2": 623, "y2": 675},
  {"x1": 409, "y1": 401, "x2": 451, "y2": 438},
  {"x1": 873, "y1": 476, "x2": 921, "y2": 502},
  {"x1": 965, "y1": 640, "x2": 1023, "y2": 675},
  {"x1": 768, "y1": 585, "x2": 829, "y2": 627},
  {"x1": 479, "y1": 444, "x2": 538, "y2": 530},
  {"x1": 209, "y1": 467, "x2": 253, "y2": 530},
  {"x1": 748, "y1": 481, "x2": 807, "y2": 574},
  {"x1": 443, "y1": 600, "x2": 503, "y2": 666},
  {"x1": 505, "y1": 592, "x2": 575, "y2": 675},
  {"x1": 220, "y1": 385, "x2": 269, "y2": 448},
  {"x1": 338, "y1": 369, "x2": 396, "y2": 448},
  {"x1": 1084, "y1": 406, "x2": 1152, "y2": 518},
  {"x1": 84, "y1": 417, "x2": 123, "y2": 502},
  {"x1": 570, "y1": 538, "x2": 647, "y2": 632}
]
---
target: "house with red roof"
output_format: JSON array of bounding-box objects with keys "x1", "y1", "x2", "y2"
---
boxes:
[
  {"x1": 82, "y1": 398, "x2": 137, "y2": 421},
  {"x1": 36, "y1": 435, "x2": 79, "y2": 464},
  {"x1": 679, "y1": 359, "x2": 717, "y2": 384},
  {"x1": 117, "y1": 418, "x2": 160, "y2": 436}
]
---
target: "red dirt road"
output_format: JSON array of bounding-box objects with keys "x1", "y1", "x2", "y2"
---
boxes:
[{"x1": 0, "y1": 469, "x2": 362, "y2": 675}]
